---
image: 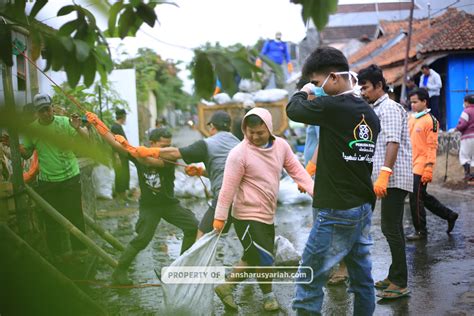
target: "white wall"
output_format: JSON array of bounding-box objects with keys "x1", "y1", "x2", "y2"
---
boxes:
[{"x1": 37, "y1": 67, "x2": 139, "y2": 146}]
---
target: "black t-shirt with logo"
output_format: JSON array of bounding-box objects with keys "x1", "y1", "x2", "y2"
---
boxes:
[
  {"x1": 129, "y1": 156, "x2": 179, "y2": 207},
  {"x1": 287, "y1": 92, "x2": 381, "y2": 210}
]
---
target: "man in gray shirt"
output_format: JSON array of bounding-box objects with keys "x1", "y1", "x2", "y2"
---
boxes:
[{"x1": 157, "y1": 111, "x2": 240, "y2": 238}]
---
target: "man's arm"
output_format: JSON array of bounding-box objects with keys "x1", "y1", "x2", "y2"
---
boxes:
[
  {"x1": 286, "y1": 90, "x2": 326, "y2": 126},
  {"x1": 158, "y1": 147, "x2": 182, "y2": 161},
  {"x1": 284, "y1": 143, "x2": 314, "y2": 196},
  {"x1": 97, "y1": 130, "x2": 129, "y2": 156},
  {"x1": 214, "y1": 150, "x2": 244, "y2": 221},
  {"x1": 428, "y1": 72, "x2": 442, "y2": 90}
]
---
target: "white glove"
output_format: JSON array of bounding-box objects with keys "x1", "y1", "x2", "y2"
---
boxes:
[{"x1": 448, "y1": 128, "x2": 456, "y2": 133}]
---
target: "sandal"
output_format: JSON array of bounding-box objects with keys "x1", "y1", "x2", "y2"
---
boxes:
[
  {"x1": 376, "y1": 288, "x2": 411, "y2": 299},
  {"x1": 374, "y1": 279, "x2": 391, "y2": 289}
]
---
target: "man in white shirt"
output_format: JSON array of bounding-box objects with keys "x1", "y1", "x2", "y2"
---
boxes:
[{"x1": 419, "y1": 64, "x2": 442, "y2": 125}]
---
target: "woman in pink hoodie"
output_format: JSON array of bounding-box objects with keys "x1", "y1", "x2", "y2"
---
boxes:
[{"x1": 213, "y1": 107, "x2": 314, "y2": 311}]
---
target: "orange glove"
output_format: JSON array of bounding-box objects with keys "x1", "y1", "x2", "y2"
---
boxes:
[
  {"x1": 134, "y1": 146, "x2": 160, "y2": 159},
  {"x1": 85, "y1": 111, "x2": 109, "y2": 136},
  {"x1": 305, "y1": 161, "x2": 316, "y2": 177},
  {"x1": 23, "y1": 151, "x2": 39, "y2": 183},
  {"x1": 421, "y1": 166, "x2": 433, "y2": 184},
  {"x1": 114, "y1": 135, "x2": 137, "y2": 155},
  {"x1": 255, "y1": 58, "x2": 263, "y2": 67},
  {"x1": 287, "y1": 62, "x2": 293, "y2": 73},
  {"x1": 185, "y1": 165, "x2": 204, "y2": 177},
  {"x1": 373, "y1": 168, "x2": 392, "y2": 198},
  {"x1": 213, "y1": 219, "x2": 225, "y2": 232}
]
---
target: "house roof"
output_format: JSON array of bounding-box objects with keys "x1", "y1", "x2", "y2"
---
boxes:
[
  {"x1": 349, "y1": 9, "x2": 474, "y2": 85},
  {"x1": 321, "y1": 24, "x2": 378, "y2": 42}
]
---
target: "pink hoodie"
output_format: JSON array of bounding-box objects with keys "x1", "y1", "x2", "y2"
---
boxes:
[{"x1": 215, "y1": 108, "x2": 314, "y2": 224}]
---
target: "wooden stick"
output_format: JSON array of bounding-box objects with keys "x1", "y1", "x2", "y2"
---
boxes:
[
  {"x1": 83, "y1": 213, "x2": 125, "y2": 251},
  {"x1": 24, "y1": 185, "x2": 118, "y2": 268}
]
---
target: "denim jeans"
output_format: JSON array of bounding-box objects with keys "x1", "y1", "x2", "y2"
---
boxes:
[{"x1": 293, "y1": 203, "x2": 375, "y2": 316}]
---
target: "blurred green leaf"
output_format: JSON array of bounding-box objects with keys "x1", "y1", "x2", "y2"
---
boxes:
[
  {"x1": 136, "y1": 3, "x2": 157, "y2": 27},
  {"x1": 57, "y1": 5, "x2": 75, "y2": 17},
  {"x1": 108, "y1": 1, "x2": 123, "y2": 36},
  {"x1": 74, "y1": 39, "x2": 90, "y2": 62},
  {"x1": 192, "y1": 51, "x2": 215, "y2": 99},
  {"x1": 30, "y1": 0, "x2": 47, "y2": 18}
]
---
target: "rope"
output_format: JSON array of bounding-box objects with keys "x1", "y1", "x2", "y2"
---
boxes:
[{"x1": 13, "y1": 43, "x2": 211, "y2": 198}]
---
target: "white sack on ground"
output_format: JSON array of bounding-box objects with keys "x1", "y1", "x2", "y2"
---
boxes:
[
  {"x1": 232, "y1": 92, "x2": 253, "y2": 103},
  {"x1": 174, "y1": 168, "x2": 211, "y2": 199},
  {"x1": 278, "y1": 176, "x2": 312, "y2": 205},
  {"x1": 162, "y1": 231, "x2": 220, "y2": 316},
  {"x1": 253, "y1": 89, "x2": 288, "y2": 102},
  {"x1": 92, "y1": 164, "x2": 114, "y2": 200},
  {"x1": 129, "y1": 162, "x2": 139, "y2": 189},
  {"x1": 238, "y1": 79, "x2": 262, "y2": 93},
  {"x1": 274, "y1": 235, "x2": 301, "y2": 266},
  {"x1": 213, "y1": 93, "x2": 232, "y2": 104}
]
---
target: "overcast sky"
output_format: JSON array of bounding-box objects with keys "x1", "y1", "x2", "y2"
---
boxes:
[{"x1": 31, "y1": 0, "x2": 387, "y2": 92}]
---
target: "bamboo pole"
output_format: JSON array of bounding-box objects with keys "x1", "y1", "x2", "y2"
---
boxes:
[
  {"x1": 2, "y1": 61, "x2": 30, "y2": 238},
  {"x1": 83, "y1": 213, "x2": 125, "y2": 251},
  {"x1": 24, "y1": 185, "x2": 118, "y2": 268}
]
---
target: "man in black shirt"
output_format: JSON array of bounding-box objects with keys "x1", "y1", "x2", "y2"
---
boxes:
[
  {"x1": 110, "y1": 109, "x2": 130, "y2": 201},
  {"x1": 287, "y1": 47, "x2": 380, "y2": 316},
  {"x1": 152, "y1": 111, "x2": 240, "y2": 239},
  {"x1": 96, "y1": 127, "x2": 198, "y2": 285}
]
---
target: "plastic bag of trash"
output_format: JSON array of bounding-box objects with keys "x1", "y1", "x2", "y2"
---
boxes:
[
  {"x1": 274, "y1": 235, "x2": 301, "y2": 266},
  {"x1": 278, "y1": 176, "x2": 312, "y2": 205},
  {"x1": 213, "y1": 93, "x2": 232, "y2": 104},
  {"x1": 92, "y1": 164, "x2": 114, "y2": 199},
  {"x1": 239, "y1": 79, "x2": 261, "y2": 93},
  {"x1": 232, "y1": 92, "x2": 253, "y2": 103},
  {"x1": 253, "y1": 89, "x2": 288, "y2": 102},
  {"x1": 161, "y1": 231, "x2": 221, "y2": 315},
  {"x1": 174, "y1": 169, "x2": 211, "y2": 198},
  {"x1": 129, "y1": 162, "x2": 139, "y2": 189}
]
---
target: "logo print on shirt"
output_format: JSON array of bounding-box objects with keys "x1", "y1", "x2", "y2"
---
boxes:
[{"x1": 343, "y1": 115, "x2": 376, "y2": 163}]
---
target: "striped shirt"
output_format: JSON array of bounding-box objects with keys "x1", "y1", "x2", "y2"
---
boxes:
[{"x1": 371, "y1": 94, "x2": 413, "y2": 193}]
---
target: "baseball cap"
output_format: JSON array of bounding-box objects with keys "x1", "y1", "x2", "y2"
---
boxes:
[
  {"x1": 207, "y1": 111, "x2": 231, "y2": 129},
  {"x1": 33, "y1": 93, "x2": 52, "y2": 110}
]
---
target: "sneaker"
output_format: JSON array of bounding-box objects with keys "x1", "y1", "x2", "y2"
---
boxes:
[
  {"x1": 263, "y1": 292, "x2": 280, "y2": 311},
  {"x1": 406, "y1": 231, "x2": 427, "y2": 241},
  {"x1": 447, "y1": 212, "x2": 459, "y2": 234},
  {"x1": 215, "y1": 283, "x2": 237, "y2": 310}
]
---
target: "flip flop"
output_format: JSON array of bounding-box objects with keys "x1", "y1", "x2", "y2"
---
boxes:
[
  {"x1": 376, "y1": 288, "x2": 411, "y2": 299},
  {"x1": 374, "y1": 279, "x2": 391, "y2": 289}
]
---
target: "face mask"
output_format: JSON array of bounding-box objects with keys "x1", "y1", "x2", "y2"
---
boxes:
[{"x1": 312, "y1": 71, "x2": 358, "y2": 97}]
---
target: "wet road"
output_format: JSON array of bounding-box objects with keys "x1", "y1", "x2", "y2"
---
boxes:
[{"x1": 87, "y1": 184, "x2": 473, "y2": 316}]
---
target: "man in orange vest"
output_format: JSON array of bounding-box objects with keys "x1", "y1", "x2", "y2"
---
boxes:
[{"x1": 406, "y1": 88, "x2": 459, "y2": 241}]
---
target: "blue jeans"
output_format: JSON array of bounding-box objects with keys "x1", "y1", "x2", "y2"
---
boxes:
[{"x1": 293, "y1": 203, "x2": 375, "y2": 316}]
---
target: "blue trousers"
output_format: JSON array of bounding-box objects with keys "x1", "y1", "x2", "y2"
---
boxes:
[{"x1": 293, "y1": 203, "x2": 375, "y2": 316}]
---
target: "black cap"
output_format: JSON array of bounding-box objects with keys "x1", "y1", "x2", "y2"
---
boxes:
[
  {"x1": 465, "y1": 94, "x2": 474, "y2": 104},
  {"x1": 115, "y1": 108, "x2": 127, "y2": 118},
  {"x1": 207, "y1": 111, "x2": 231, "y2": 129}
]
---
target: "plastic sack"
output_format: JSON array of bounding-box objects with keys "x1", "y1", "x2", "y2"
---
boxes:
[
  {"x1": 213, "y1": 93, "x2": 232, "y2": 104},
  {"x1": 161, "y1": 231, "x2": 220, "y2": 315},
  {"x1": 238, "y1": 79, "x2": 261, "y2": 93},
  {"x1": 253, "y1": 89, "x2": 288, "y2": 102},
  {"x1": 274, "y1": 235, "x2": 301, "y2": 266},
  {"x1": 232, "y1": 92, "x2": 253, "y2": 103},
  {"x1": 129, "y1": 161, "x2": 139, "y2": 189},
  {"x1": 174, "y1": 169, "x2": 211, "y2": 199},
  {"x1": 92, "y1": 164, "x2": 114, "y2": 199},
  {"x1": 278, "y1": 176, "x2": 312, "y2": 205}
]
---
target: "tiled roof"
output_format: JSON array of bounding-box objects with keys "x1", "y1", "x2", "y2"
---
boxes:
[
  {"x1": 321, "y1": 25, "x2": 378, "y2": 42},
  {"x1": 349, "y1": 9, "x2": 474, "y2": 85}
]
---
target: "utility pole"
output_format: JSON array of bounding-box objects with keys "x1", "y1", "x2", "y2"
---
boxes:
[
  {"x1": 401, "y1": 0, "x2": 415, "y2": 105},
  {"x1": 2, "y1": 63, "x2": 30, "y2": 238}
]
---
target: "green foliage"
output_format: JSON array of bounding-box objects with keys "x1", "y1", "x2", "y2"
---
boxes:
[
  {"x1": 116, "y1": 48, "x2": 195, "y2": 111},
  {"x1": 189, "y1": 43, "x2": 263, "y2": 99},
  {"x1": 51, "y1": 83, "x2": 128, "y2": 126},
  {"x1": 290, "y1": 0, "x2": 339, "y2": 31}
]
